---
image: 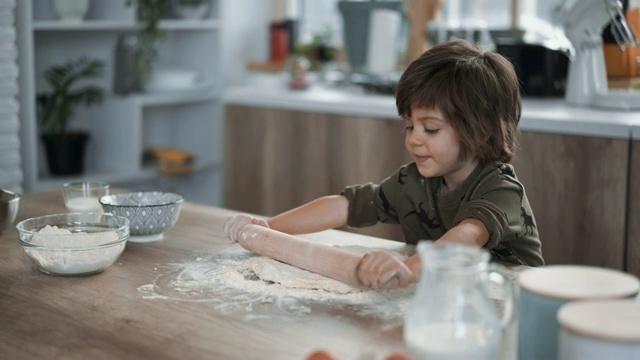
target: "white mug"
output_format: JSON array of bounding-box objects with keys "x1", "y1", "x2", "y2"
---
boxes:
[
  {"x1": 517, "y1": 265, "x2": 639, "y2": 360},
  {"x1": 558, "y1": 300, "x2": 640, "y2": 360}
]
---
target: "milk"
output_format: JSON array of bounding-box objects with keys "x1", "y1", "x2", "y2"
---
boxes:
[
  {"x1": 66, "y1": 197, "x2": 102, "y2": 213},
  {"x1": 405, "y1": 322, "x2": 499, "y2": 360}
]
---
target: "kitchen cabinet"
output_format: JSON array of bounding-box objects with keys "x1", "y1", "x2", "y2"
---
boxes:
[
  {"x1": 627, "y1": 132, "x2": 640, "y2": 278},
  {"x1": 511, "y1": 131, "x2": 629, "y2": 269},
  {"x1": 224, "y1": 104, "x2": 411, "y2": 241},
  {"x1": 224, "y1": 104, "x2": 631, "y2": 270},
  {"x1": 16, "y1": 0, "x2": 224, "y2": 205}
]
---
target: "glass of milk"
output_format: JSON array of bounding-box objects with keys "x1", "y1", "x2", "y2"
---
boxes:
[{"x1": 62, "y1": 181, "x2": 109, "y2": 213}]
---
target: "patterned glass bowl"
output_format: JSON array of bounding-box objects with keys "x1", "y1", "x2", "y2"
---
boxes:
[{"x1": 99, "y1": 191, "x2": 183, "y2": 243}]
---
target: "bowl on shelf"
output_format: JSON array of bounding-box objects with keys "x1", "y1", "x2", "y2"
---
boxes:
[
  {"x1": 143, "y1": 69, "x2": 200, "y2": 93},
  {"x1": 99, "y1": 191, "x2": 184, "y2": 243},
  {"x1": 15, "y1": 213, "x2": 130, "y2": 276},
  {"x1": 170, "y1": 0, "x2": 212, "y2": 19},
  {"x1": 0, "y1": 188, "x2": 21, "y2": 234}
]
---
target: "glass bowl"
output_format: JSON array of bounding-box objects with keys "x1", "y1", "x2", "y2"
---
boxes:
[
  {"x1": 16, "y1": 213, "x2": 130, "y2": 276},
  {"x1": 0, "y1": 188, "x2": 21, "y2": 234},
  {"x1": 99, "y1": 191, "x2": 183, "y2": 243}
]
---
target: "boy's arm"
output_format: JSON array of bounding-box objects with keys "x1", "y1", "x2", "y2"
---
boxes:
[
  {"x1": 436, "y1": 218, "x2": 490, "y2": 247},
  {"x1": 268, "y1": 195, "x2": 349, "y2": 234},
  {"x1": 358, "y1": 218, "x2": 490, "y2": 289}
]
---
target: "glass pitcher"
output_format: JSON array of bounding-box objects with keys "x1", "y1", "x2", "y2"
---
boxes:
[{"x1": 404, "y1": 241, "x2": 516, "y2": 360}]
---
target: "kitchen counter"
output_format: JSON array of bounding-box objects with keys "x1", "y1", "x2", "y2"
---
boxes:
[
  {"x1": 0, "y1": 190, "x2": 522, "y2": 359},
  {"x1": 224, "y1": 76, "x2": 640, "y2": 139}
]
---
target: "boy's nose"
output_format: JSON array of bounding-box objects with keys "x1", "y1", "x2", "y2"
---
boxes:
[{"x1": 407, "y1": 130, "x2": 423, "y2": 145}]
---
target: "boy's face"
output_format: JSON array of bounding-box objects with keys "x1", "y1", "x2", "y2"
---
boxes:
[{"x1": 403, "y1": 107, "x2": 477, "y2": 189}]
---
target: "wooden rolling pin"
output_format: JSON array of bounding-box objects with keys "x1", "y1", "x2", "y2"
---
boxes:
[{"x1": 237, "y1": 224, "x2": 364, "y2": 288}]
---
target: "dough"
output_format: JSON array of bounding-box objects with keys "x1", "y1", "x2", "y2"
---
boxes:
[
  {"x1": 244, "y1": 245, "x2": 407, "y2": 294},
  {"x1": 246, "y1": 256, "x2": 359, "y2": 294}
]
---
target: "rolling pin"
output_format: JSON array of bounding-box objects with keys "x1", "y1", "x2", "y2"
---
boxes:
[{"x1": 237, "y1": 224, "x2": 364, "y2": 288}]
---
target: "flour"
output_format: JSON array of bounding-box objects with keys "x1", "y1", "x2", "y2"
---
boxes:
[
  {"x1": 24, "y1": 225, "x2": 125, "y2": 275},
  {"x1": 138, "y1": 244, "x2": 416, "y2": 324}
]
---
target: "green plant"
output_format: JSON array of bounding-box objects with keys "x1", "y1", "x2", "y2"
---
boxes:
[
  {"x1": 126, "y1": 0, "x2": 171, "y2": 80},
  {"x1": 36, "y1": 56, "x2": 105, "y2": 136}
]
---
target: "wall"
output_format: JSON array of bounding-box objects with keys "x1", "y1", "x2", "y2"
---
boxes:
[{"x1": 0, "y1": 0, "x2": 22, "y2": 193}]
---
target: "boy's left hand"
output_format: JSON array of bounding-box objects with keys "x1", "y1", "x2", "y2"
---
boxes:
[{"x1": 357, "y1": 250, "x2": 416, "y2": 290}]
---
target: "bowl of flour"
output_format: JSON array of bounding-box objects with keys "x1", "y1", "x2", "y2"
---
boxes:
[{"x1": 15, "y1": 213, "x2": 130, "y2": 276}]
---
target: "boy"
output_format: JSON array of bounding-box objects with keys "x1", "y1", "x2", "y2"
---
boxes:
[{"x1": 225, "y1": 39, "x2": 544, "y2": 289}]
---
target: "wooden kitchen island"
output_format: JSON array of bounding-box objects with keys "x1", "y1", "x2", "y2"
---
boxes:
[{"x1": 0, "y1": 191, "x2": 520, "y2": 359}]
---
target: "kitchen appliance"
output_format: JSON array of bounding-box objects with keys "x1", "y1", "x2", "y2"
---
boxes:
[
  {"x1": 493, "y1": 30, "x2": 570, "y2": 97},
  {"x1": 558, "y1": 0, "x2": 640, "y2": 109},
  {"x1": 338, "y1": 0, "x2": 403, "y2": 74}
]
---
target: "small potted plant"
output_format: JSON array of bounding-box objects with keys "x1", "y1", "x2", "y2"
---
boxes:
[{"x1": 37, "y1": 56, "x2": 105, "y2": 176}]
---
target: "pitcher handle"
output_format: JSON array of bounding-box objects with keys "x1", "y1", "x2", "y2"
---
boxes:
[{"x1": 488, "y1": 263, "x2": 518, "y2": 329}]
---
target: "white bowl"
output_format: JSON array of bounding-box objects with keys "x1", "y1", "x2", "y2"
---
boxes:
[
  {"x1": 144, "y1": 69, "x2": 200, "y2": 92},
  {"x1": 16, "y1": 213, "x2": 130, "y2": 276}
]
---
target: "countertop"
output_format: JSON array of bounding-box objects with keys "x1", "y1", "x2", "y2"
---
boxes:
[
  {"x1": 0, "y1": 191, "x2": 522, "y2": 359},
  {"x1": 224, "y1": 75, "x2": 640, "y2": 140}
]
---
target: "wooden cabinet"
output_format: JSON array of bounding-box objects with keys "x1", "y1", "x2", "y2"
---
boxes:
[
  {"x1": 224, "y1": 104, "x2": 410, "y2": 241},
  {"x1": 511, "y1": 132, "x2": 629, "y2": 269},
  {"x1": 224, "y1": 104, "x2": 633, "y2": 270},
  {"x1": 16, "y1": 0, "x2": 225, "y2": 205},
  {"x1": 627, "y1": 139, "x2": 640, "y2": 278}
]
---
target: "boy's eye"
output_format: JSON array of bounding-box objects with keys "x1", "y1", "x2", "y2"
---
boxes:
[
  {"x1": 403, "y1": 125, "x2": 414, "y2": 132},
  {"x1": 425, "y1": 128, "x2": 439, "y2": 134}
]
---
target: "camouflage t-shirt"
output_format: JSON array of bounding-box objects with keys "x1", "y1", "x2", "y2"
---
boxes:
[{"x1": 341, "y1": 162, "x2": 544, "y2": 267}]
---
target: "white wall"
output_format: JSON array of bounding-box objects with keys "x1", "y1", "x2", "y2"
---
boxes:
[
  {"x1": 220, "y1": 0, "x2": 271, "y2": 87},
  {"x1": 0, "y1": 0, "x2": 22, "y2": 194}
]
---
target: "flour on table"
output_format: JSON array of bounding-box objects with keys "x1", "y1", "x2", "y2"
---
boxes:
[{"x1": 137, "y1": 243, "x2": 416, "y2": 324}]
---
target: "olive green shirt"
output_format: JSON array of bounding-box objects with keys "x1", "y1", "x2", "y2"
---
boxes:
[{"x1": 341, "y1": 162, "x2": 544, "y2": 266}]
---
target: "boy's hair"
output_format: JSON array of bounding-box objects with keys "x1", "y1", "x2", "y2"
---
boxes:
[{"x1": 395, "y1": 39, "x2": 521, "y2": 163}]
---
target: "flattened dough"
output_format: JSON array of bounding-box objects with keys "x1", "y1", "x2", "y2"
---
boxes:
[
  {"x1": 246, "y1": 245, "x2": 376, "y2": 294},
  {"x1": 246, "y1": 257, "x2": 358, "y2": 294}
]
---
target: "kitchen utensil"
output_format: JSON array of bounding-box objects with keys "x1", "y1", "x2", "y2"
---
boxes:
[
  {"x1": 99, "y1": 191, "x2": 183, "y2": 243},
  {"x1": 0, "y1": 188, "x2": 20, "y2": 233},
  {"x1": 517, "y1": 265, "x2": 640, "y2": 360},
  {"x1": 15, "y1": 212, "x2": 130, "y2": 276},
  {"x1": 404, "y1": 241, "x2": 516, "y2": 360},
  {"x1": 236, "y1": 224, "x2": 363, "y2": 288}
]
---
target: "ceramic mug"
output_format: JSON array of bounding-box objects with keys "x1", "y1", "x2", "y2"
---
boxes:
[
  {"x1": 558, "y1": 300, "x2": 640, "y2": 360},
  {"x1": 517, "y1": 265, "x2": 640, "y2": 360}
]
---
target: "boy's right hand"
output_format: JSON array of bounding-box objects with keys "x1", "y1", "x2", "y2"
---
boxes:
[{"x1": 223, "y1": 214, "x2": 269, "y2": 242}]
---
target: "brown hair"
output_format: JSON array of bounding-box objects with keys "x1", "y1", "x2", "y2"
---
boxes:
[{"x1": 395, "y1": 39, "x2": 521, "y2": 163}]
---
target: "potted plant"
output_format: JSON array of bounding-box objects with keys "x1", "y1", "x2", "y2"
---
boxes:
[
  {"x1": 126, "y1": 0, "x2": 171, "y2": 81},
  {"x1": 37, "y1": 56, "x2": 105, "y2": 176}
]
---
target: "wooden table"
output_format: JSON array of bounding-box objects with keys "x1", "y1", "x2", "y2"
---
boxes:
[{"x1": 0, "y1": 190, "x2": 519, "y2": 359}]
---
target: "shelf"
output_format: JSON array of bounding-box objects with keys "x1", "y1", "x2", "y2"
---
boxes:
[
  {"x1": 34, "y1": 169, "x2": 158, "y2": 191},
  {"x1": 33, "y1": 19, "x2": 221, "y2": 32},
  {"x1": 19, "y1": 0, "x2": 226, "y2": 206},
  {"x1": 131, "y1": 87, "x2": 221, "y2": 107}
]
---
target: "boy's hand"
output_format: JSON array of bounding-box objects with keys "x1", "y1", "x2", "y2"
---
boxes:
[
  {"x1": 357, "y1": 250, "x2": 416, "y2": 290},
  {"x1": 223, "y1": 214, "x2": 269, "y2": 242}
]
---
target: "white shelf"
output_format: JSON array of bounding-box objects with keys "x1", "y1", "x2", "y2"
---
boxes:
[
  {"x1": 33, "y1": 19, "x2": 222, "y2": 32},
  {"x1": 132, "y1": 87, "x2": 221, "y2": 107},
  {"x1": 17, "y1": 0, "x2": 226, "y2": 206}
]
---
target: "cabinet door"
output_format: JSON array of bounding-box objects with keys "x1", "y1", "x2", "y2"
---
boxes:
[
  {"x1": 224, "y1": 105, "x2": 410, "y2": 241},
  {"x1": 627, "y1": 140, "x2": 640, "y2": 277},
  {"x1": 511, "y1": 131, "x2": 628, "y2": 269}
]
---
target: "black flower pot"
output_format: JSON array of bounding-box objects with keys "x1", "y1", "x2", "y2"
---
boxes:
[{"x1": 42, "y1": 132, "x2": 90, "y2": 176}]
